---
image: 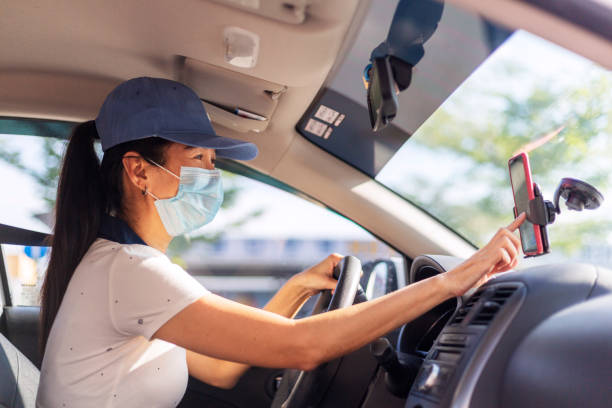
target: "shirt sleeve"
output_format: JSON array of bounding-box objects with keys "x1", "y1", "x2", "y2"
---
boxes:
[{"x1": 108, "y1": 246, "x2": 209, "y2": 340}]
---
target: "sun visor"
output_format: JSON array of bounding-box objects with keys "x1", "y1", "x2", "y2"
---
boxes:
[
  {"x1": 178, "y1": 57, "x2": 286, "y2": 133},
  {"x1": 297, "y1": 88, "x2": 411, "y2": 178},
  {"x1": 208, "y1": 0, "x2": 311, "y2": 24}
]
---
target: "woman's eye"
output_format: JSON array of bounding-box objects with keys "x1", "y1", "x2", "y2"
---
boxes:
[{"x1": 193, "y1": 154, "x2": 203, "y2": 160}]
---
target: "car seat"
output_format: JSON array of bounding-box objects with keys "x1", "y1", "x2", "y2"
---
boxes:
[{"x1": 0, "y1": 332, "x2": 39, "y2": 408}]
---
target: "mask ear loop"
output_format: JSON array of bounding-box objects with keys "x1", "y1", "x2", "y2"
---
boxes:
[
  {"x1": 146, "y1": 158, "x2": 180, "y2": 180},
  {"x1": 145, "y1": 188, "x2": 160, "y2": 200},
  {"x1": 141, "y1": 185, "x2": 160, "y2": 200},
  {"x1": 145, "y1": 160, "x2": 178, "y2": 200},
  {"x1": 123, "y1": 155, "x2": 179, "y2": 200}
]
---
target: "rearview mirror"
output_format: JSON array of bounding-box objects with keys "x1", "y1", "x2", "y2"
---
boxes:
[{"x1": 366, "y1": 57, "x2": 398, "y2": 132}]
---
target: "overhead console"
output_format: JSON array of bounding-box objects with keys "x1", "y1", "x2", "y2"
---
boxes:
[
  {"x1": 177, "y1": 56, "x2": 286, "y2": 133},
  {"x1": 209, "y1": 0, "x2": 312, "y2": 25}
]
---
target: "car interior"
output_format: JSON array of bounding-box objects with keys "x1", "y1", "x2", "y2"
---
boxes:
[{"x1": 1, "y1": 0, "x2": 612, "y2": 407}]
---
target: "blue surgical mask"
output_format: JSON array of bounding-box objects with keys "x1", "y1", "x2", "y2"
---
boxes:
[{"x1": 147, "y1": 161, "x2": 223, "y2": 236}]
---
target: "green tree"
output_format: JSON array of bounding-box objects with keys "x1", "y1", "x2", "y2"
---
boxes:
[
  {"x1": 0, "y1": 120, "x2": 68, "y2": 210},
  {"x1": 398, "y1": 71, "x2": 612, "y2": 254}
]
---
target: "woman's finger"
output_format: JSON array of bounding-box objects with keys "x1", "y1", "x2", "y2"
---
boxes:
[
  {"x1": 490, "y1": 235, "x2": 521, "y2": 275},
  {"x1": 495, "y1": 263, "x2": 514, "y2": 274},
  {"x1": 507, "y1": 212, "x2": 527, "y2": 232},
  {"x1": 502, "y1": 228, "x2": 521, "y2": 249},
  {"x1": 510, "y1": 257, "x2": 519, "y2": 269},
  {"x1": 324, "y1": 277, "x2": 338, "y2": 291},
  {"x1": 502, "y1": 236, "x2": 518, "y2": 263},
  {"x1": 496, "y1": 247, "x2": 512, "y2": 270},
  {"x1": 328, "y1": 253, "x2": 344, "y2": 268}
]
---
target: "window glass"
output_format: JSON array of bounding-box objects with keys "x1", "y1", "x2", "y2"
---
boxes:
[
  {"x1": 298, "y1": 0, "x2": 612, "y2": 269},
  {"x1": 2, "y1": 244, "x2": 49, "y2": 306},
  {"x1": 0, "y1": 127, "x2": 402, "y2": 308},
  {"x1": 376, "y1": 31, "x2": 612, "y2": 268},
  {"x1": 167, "y1": 172, "x2": 402, "y2": 310},
  {"x1": 0, "y1": 134, "x2": 63, "y2": 232},
  {"x1": 299, "y1": 0, "x2": 513, "y2": 177}
]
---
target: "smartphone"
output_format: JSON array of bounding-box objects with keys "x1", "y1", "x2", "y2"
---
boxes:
[{"x1": 508, "y1": 152, "x2": 544, "y2": 256}]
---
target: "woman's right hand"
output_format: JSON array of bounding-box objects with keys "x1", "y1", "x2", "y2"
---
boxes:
[{"x1": 441, "y1": 213, "x2": 526, "y2": 297}]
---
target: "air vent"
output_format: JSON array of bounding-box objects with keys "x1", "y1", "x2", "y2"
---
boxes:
[
  {"x1": 471, "y1": 285, "x2": 518, "y2": 326},
  {"x1": 490, "y1": 287, "x2": 516, "y2": 303},
  {"x1": 464, "y1": 290, "x2": 483, "y2": 308},
  {"x1": 451, "y1": 289, "x2": 484, "y2": 325},
  {"x1": 451, "y1": 308, "x2": 468, "y2": 325}
]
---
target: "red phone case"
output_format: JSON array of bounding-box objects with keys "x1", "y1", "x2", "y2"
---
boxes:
[{"x1": 509, "y1": 152, "x2": 544, "y2": 256}]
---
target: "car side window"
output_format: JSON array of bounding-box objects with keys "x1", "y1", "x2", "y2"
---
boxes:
[
  {"x1": 0, "y1": 128, "x2": 60, "y2": 307},
  {"x1": 0, "y1": 124, "x2": 404, "y2": 308},
  {"x1": 164, "y1": 169, "x2": 404, "y2": 310},
  {"x1": 1, "y1": 244, "x2": 49, "y2": 306}
]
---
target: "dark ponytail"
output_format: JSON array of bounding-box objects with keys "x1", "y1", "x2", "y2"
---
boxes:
[
  {"x1": 40, "y1": 121, "x2": 171, "y2": 352},
  {"x1": 40, "y1": 121, "x2": 102, "y2": 351}
]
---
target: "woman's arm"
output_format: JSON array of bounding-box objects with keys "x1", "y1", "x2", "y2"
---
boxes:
[
  {"x1": 160, "y1": 215, "x2": 524, "y2": 377},
  {"x1": 186, "y1": 255, "x2": 342, "y2": 389}
]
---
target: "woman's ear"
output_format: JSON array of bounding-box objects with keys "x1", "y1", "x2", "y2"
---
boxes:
[{"x1": 121, "y1": 152, "x2": 148, "y2": 193}]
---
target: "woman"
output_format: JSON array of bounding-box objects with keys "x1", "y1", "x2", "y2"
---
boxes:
[{"x1": 36, "y1": 77, "x2": 524, "y2": 407}]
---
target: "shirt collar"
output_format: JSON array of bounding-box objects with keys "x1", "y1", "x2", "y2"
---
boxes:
[{"x1": 98, "y1": 214, "x2": 147, "y2": 246}]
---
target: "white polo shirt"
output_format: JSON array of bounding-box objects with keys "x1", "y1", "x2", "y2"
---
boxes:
[{"x1": 36, "y1": 216, "x2": 208, "y2": 407}]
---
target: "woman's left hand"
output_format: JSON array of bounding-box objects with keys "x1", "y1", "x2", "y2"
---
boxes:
[{"x1": 291, "y1": 253, "x2": 344, "y2": 297}]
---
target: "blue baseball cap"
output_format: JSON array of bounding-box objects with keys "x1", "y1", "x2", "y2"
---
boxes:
[{"x1": 95, "y1": 77, "x2": 258, "y2": 160}]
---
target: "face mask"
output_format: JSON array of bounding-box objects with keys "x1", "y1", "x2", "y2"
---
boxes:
[{"x1": 146, "y1": 161, "x2": 224, "y2": 236}]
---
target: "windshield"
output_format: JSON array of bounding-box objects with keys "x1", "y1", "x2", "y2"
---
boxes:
[
  {"x1": 315, "y1": 1, "x2": 612, "y2": 266},
  {"x1": 376, "y1": 30, "x2": 612, "y2": 266}
]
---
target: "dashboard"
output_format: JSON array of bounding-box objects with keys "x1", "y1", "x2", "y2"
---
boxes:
[
  {"x1": 389, "y1": 255, "x2": 612, "y2": 408},
  {"x1": 181, "y1": 254, "x2": 612, "y2": 408}
]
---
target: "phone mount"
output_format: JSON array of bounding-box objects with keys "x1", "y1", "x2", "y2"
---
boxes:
[
  {"x1": 514, "y1": 177, "x2": 604, "y2": 256},
  {"x1": 524, "y1": 178, "x2": 604, "y2": 227},
  {"x1": 363, "y1": 0, "x2": 444, "y2": 131}
]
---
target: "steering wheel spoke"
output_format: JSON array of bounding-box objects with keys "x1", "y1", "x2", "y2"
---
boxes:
[{"x1": 271, "y1": 256, "x2": 364, "y2": 408}]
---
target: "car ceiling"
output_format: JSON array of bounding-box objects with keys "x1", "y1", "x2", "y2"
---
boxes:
[{"x1": 0, "y1": 0, "x2": 365, "y2": 170}]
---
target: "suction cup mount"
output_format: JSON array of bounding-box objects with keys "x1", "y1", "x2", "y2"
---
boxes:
[
  {"x1": 554, "y1": 177, "x2": 604, "y2": 212},
  {"x1": 526, "y1": 178, "x2": 604, "y2": 227}
]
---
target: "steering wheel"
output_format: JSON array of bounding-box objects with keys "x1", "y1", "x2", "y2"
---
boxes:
[{"x1": 270, "y1": 256, "x2": 365, "y2": 408}]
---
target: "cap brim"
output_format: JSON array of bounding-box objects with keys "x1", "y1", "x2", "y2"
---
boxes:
[{"x1": 160, "y1": 132, "x2": 258, "y2": 161}]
